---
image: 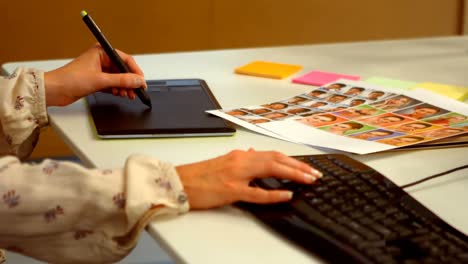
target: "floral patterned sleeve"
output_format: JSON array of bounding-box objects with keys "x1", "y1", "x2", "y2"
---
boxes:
[
  {"x1": 0, "y1": 68, "x2": 189, "y2": 263},
  {"x1": 0, "y1": 68, "x2": 48, "y2": 159}
]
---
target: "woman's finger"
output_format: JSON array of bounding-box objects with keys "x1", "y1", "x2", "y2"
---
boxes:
[
  {"x1": 238, "y1": 186, "x2": 293, "y2": 204},
  {"x1": 271, "y1": 153, "x2": 323, "y2": 178},
  {"x1": 115, "y1": 49, "x2": 145, "y2": 77},
  {"x1": 119, "y1": 89, "x2": 127, "y2": 97},
  {"x1": 99, "y1": 73, "x2": 146, "y2": 90},
  {"x1": 127, "y1": 89, "x2": 136, "y2": 100},
  {"x1": 244, "y1": 151, "x2": 321, "y2": 183}
]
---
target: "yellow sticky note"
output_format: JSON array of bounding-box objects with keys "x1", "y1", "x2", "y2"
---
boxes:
[
  {"x1": 235, "y1": 61, "x2": 302, "y2": 79},
  {"x1": 415, "y1": 82, "x2": 468, "y2": 101}
]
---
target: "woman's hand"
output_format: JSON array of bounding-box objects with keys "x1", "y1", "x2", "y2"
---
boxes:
[
  {"x1": 176, "y1": 149, "x2": 322, "y2": 210},
  {"x1": 44, "y1": 44, "x2": 147, "y2": 106}
]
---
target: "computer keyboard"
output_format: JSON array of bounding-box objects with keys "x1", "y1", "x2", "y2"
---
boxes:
[{"x1": 239, "y1": 154, "x2": 468, "y2": 264}]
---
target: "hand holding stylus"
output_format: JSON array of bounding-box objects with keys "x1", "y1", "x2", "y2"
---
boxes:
[
  {"x1": 44, "y1": 45, "x2": 147, "y2": 106},
  {"x1": 81, "y1": 10, "x2": 152, "y2": 108}
]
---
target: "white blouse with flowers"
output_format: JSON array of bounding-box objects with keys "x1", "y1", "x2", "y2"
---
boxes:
[{"x1": 0, "y1": 68, "x2": 189, "y2": 263}]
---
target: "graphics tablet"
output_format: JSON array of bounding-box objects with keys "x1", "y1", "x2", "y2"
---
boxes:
[{"x1": 86, "y1": 79, "x2": 236, "y2": 138}]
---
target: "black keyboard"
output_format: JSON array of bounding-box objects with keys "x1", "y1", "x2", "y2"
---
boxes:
[{"x1": 239, "y1": 154, "x2": 468, "y2": 264}]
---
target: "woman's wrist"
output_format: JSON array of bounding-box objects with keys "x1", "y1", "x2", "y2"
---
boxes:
[{"x1": 44, "y1": 69, "x2": 65, "y2": 107}]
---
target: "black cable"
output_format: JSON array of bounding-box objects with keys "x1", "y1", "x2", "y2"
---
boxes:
[{"x1": 401, "y1": 164, "x2": 468, "y2": 189}]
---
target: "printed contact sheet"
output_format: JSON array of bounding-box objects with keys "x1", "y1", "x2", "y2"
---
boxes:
[{"x1": 208, "y1": 80, "x2": 468, "y2": 154}]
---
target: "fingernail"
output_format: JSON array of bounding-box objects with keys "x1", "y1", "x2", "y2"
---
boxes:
[
  {"x1": 134, "y1": 77, "x2": 144, "y2": 88},
  {"x1": 281, "y1": 191, "x2": 293, "y2": 200},
  {"x1": 311, "y1": 168, "x2": 323, "y2": 178},
  {"x1": 304, "y1": 173, "x2": 316, "y2": 183}
]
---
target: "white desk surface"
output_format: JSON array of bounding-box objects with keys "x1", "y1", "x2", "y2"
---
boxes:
[{"x1": 3, "y1": 36, "x2": 468, "y2": 264}]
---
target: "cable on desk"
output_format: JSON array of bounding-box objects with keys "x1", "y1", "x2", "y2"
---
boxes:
[{"x1": 400, "y1": 164, "x2": 468, "y2": 189}]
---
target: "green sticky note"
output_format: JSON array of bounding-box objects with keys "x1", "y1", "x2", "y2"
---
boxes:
[
  {"x1": 364, "y1": 77, "x2": 417, "y2": 91},
  {"x1": 415, "y1": 82, "x2": 468, "y2": 102}
]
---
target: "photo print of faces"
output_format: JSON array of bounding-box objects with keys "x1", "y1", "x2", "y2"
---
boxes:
[{"x1": 221, "y1": 80, "x2": 467, "y2": 149}]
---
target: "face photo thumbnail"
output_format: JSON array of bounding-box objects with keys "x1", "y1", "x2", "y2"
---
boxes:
[
  {"x1": 377, "y1": 135, "x2": 427, "y2": 146},
  {"x1": 343, "y1": 86, "x2": 365, "y2": 96},
  {"x1": 261, "y1": 102, "x2": 288, "y2": 110},
  {"x1": 321, "y1": 83, "x2": 347, "y2": 92},
  {"x1": 349, "y1": 129, "x2": 402, "y2": 141},
  {"x1": 301, "y1": 101, "x2": 329, "y2": 109},
  {"x1": 285, "y1": 107, "x2": 312, "y2": 115},
  {"x1": 414, "y1": 127, "x2": 467, "y2": 139},
  {"x1": 242, "y1": 107, "x2": 272, "y2": 115},
  {"x1": 360, "y1": 113, "x2": 411, "y2": 127},
  {"x1": 347, "y1": 98, "x2": 367, "y2": 107},
  {"x1": 325, "y1": 94, "x2": 349, "y2": 104},
  {"x1": 260, "y1": 111, "x2": 291, "y2": 120},
  {"x1": 424, "y1": 112, "x2": 468, "y2": 126},
  {"x1": 239, "y1": 117, "x2": 271, "y2": 124},
  {"x1": 305, "y1": 89, "x2": 328, "y2": 99},
  {"x1": 395, "y1": 103, "x2": 447, "y2": 120},
  {"x1": 387, "y1": 121, "x2": 437, "y2": 133},
  {"x1": 370, "y1": 95, "x2": 421, "y2": 111},
  {"x1": 334, "y1": 105, "x2": 384, "y2": 120},
  {"x1": 297, "y1": 113, "x2": 346, "y2": 127},
  {"x1": 226, "y1": 109, "x2": 249, "y2": 116},
  {"x1": 363, "y1": 90, "x2": 387, "y2": 101},
  {"x1": 319, "y1": 121, "x2": 372, "y2": 136},
  {"x1": 286, "y1": 96, "x2": 309, "y2": 105}
]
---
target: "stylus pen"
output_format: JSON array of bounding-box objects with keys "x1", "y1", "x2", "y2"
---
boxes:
[{"x1": 80, "y1": 10, "x2": 152, "y2": 108}]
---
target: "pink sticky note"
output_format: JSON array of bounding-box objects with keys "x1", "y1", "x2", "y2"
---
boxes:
[{"x1": 292, "y1": 70, "x2": 360, "y2": 86}]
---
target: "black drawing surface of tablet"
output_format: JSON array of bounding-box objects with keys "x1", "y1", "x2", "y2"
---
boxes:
[{"x1": 86, "y1": 79, "x2": 236, "y2": 138}]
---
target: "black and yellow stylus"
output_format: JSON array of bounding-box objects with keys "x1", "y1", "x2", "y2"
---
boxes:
[{"x1": 80, "y1": 10, "x2": 152, "y2": 108}]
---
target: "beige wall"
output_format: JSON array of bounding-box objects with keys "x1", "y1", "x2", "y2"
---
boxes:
[
  {"x1": 2, "y1": 1, "x2": 462, "y2": 65},
  {"x1": 1, "y1": 0, "x2": 464, "y2": 158}
]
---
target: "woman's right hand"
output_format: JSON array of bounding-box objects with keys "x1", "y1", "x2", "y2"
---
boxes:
[
  {"x1": 44, "y1": 44, "x2": 147, "y2": 107},
  {"x1": 176, "y1": 149, "x2": 322, "y2": 210}
]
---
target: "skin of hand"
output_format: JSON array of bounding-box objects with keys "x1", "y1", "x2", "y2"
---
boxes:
[
  {"x1": 176, "y1": 149, "x2": 322, "y2": 210},
  {"x1": 44, "y1": 44, "x2": 147, "y2": 106}
]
